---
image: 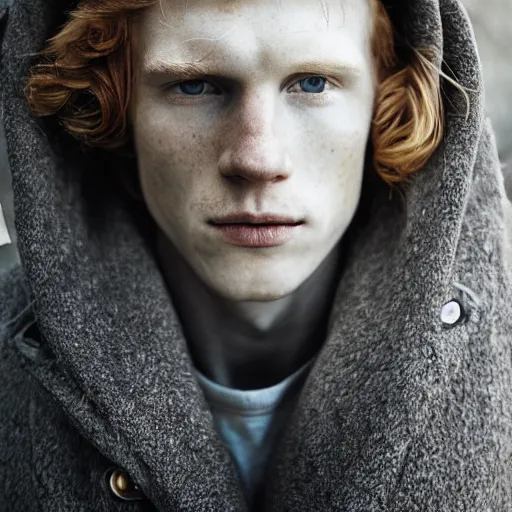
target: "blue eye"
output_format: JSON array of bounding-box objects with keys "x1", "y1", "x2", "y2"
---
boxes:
[
  {"x1": 169, "y1": 75, "x2": 332, "y2": 99},
  {"x1": 299, "y1": 76, "x2": 326, "y2": 93},
  {"x1": 178, "y1": 80, "x2": 208, "y2": 95}
]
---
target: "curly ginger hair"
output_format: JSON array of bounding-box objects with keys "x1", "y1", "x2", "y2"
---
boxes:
[{"x1": 24, "y1": 0, "x2": 445, "y2": 186}]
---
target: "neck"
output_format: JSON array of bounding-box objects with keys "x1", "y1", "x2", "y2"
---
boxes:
[{"x1": 156, "y1": 230, "x2": 343, "y2": 390}]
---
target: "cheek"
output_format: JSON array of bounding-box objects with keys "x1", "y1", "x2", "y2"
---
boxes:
[
  {"x1": 132, "y1": 106, "x2": 224, "y2": 246},
  {"x1": 135, "y1": 120, "x2": 189, "y2": 181},
  {"x1": 299, "y1": 123, "x2": 369, "y2": 194},
  {"x1": 289, "y1": 93, "x2": 372, "y2": 180},
  {"x1": 295, "y1": 122, "x2": 369, "y2": 238},
  {"x1": 133, "y1": 93, "x2": 217, "y2": 162},
  {"x1": 133, "y1": 106, "x2": 206, "y2": 196},
  {"x1": 132, "y1": 115, "x2": 193, "y2": 231},
  {"x1": 322, "y1": 149, "x2": 366, "y2": 231}
]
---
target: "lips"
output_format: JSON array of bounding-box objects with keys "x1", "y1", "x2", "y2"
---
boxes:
[
  {"x1": 208, "y1": 213, "x2": 305, "y2": 247},
  {"x1": 210, "y1": 213, "x2": 304, "y2": 226}
]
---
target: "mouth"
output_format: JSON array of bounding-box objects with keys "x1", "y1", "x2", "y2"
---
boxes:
[
  {"x1": 209, "y1": 212, "x2": 304, "y2": 226},
  {"x1": 208, "y1": 214, "x2": 305, "y2": 247}
]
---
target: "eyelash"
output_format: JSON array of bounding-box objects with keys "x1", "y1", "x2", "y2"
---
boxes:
[{"x1": 162, "y1": 75, "x2": 338, "y2": 104}]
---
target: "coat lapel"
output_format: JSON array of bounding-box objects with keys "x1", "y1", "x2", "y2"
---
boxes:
[{"x1": 8, "y1": 197, "x2": 249, "y2": 510}]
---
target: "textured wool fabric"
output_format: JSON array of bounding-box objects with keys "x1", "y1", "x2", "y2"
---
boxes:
[{"x1": 1, "y1": 0, "x2": 512, "y2": 511}]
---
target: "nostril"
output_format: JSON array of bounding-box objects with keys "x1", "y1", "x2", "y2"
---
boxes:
[{"x1": 225, "y1": 174, "x2": 248, "y2": 184}]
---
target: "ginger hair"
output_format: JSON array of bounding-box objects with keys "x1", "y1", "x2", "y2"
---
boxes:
[{"x1": 24, "y1": 0, "x2": 444, "y2": 186}]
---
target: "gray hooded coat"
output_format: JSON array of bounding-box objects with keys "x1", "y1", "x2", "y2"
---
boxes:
[{"x1": 1, "y1": 0, "x2": 512, "y2": 510}]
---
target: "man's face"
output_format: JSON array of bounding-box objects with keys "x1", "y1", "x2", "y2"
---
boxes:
[{"x1": 131, "y1": 0, "x2": 376, "y2": 301}]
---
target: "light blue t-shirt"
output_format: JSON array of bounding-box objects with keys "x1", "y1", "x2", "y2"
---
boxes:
[{"x1": 193, "y1": 359, "x2": 315, "y2": 505}]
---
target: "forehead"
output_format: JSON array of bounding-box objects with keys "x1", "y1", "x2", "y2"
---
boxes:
[{"x1": 135, "y1": 0, "x2": 373, "y2": 74}]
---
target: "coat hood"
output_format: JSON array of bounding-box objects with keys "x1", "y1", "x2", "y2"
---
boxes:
[{"x1": 2, "y1": 0, "x2": 512, "y2": 510}]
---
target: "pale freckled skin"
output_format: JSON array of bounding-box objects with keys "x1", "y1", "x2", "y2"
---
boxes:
[{"x1": 130, "y1": 0, "x2": 377, "y2": 388}]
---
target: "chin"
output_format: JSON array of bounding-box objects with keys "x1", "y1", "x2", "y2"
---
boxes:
[
  {"x1": 192, "y1": 246, "x2": 330, "y2": 302},
  {"x1": 204, "y1": 268, "x2": 305, "y2": 302}
]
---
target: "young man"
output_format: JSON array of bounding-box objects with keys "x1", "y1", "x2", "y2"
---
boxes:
[{"x1": 1, "y1": 0, "x2": 511, "y2": 510}]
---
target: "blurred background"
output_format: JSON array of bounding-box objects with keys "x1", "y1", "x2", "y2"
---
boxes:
[{"x1": 0, "y1": 0, "x2": 511, "y2": 270}]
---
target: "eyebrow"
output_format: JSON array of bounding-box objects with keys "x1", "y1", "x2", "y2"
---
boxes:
[
  {"x1": 143, "y1": 60, "x2": 211, "y2": 78},
  {"x1": 142, "y1": 59, "x2": 362, "y2": 79}
]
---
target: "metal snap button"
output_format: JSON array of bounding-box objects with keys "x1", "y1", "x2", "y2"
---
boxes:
[
  {"x1": 108, "y1": 468, "x2": 144, "y2": 501},
  {"x1": 440, "y1": 299, "x2": 465, "y2": 327}
]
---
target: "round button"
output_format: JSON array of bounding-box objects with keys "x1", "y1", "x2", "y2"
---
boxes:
[
  {"x1": 109, "y1": 469, "x2": 144, "y2": 501},
  {"x1": 440, "y1": 299, "x2": 464, "y2": 326}
]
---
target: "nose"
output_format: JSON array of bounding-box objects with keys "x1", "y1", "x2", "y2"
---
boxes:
[{"x1": 217, "y1": 87, "x2": 291, "y2": 184}]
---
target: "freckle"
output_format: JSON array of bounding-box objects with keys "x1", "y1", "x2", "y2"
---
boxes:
[
  {"x1": 331, "y1": 149, "x2": 334, "y2": 153},
  {"x1": 158, "y1": 139, "x2": 162, "y2": 144},
  {"x1": 192, "y1": 134, "x2": 196, "y2": 139}
]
